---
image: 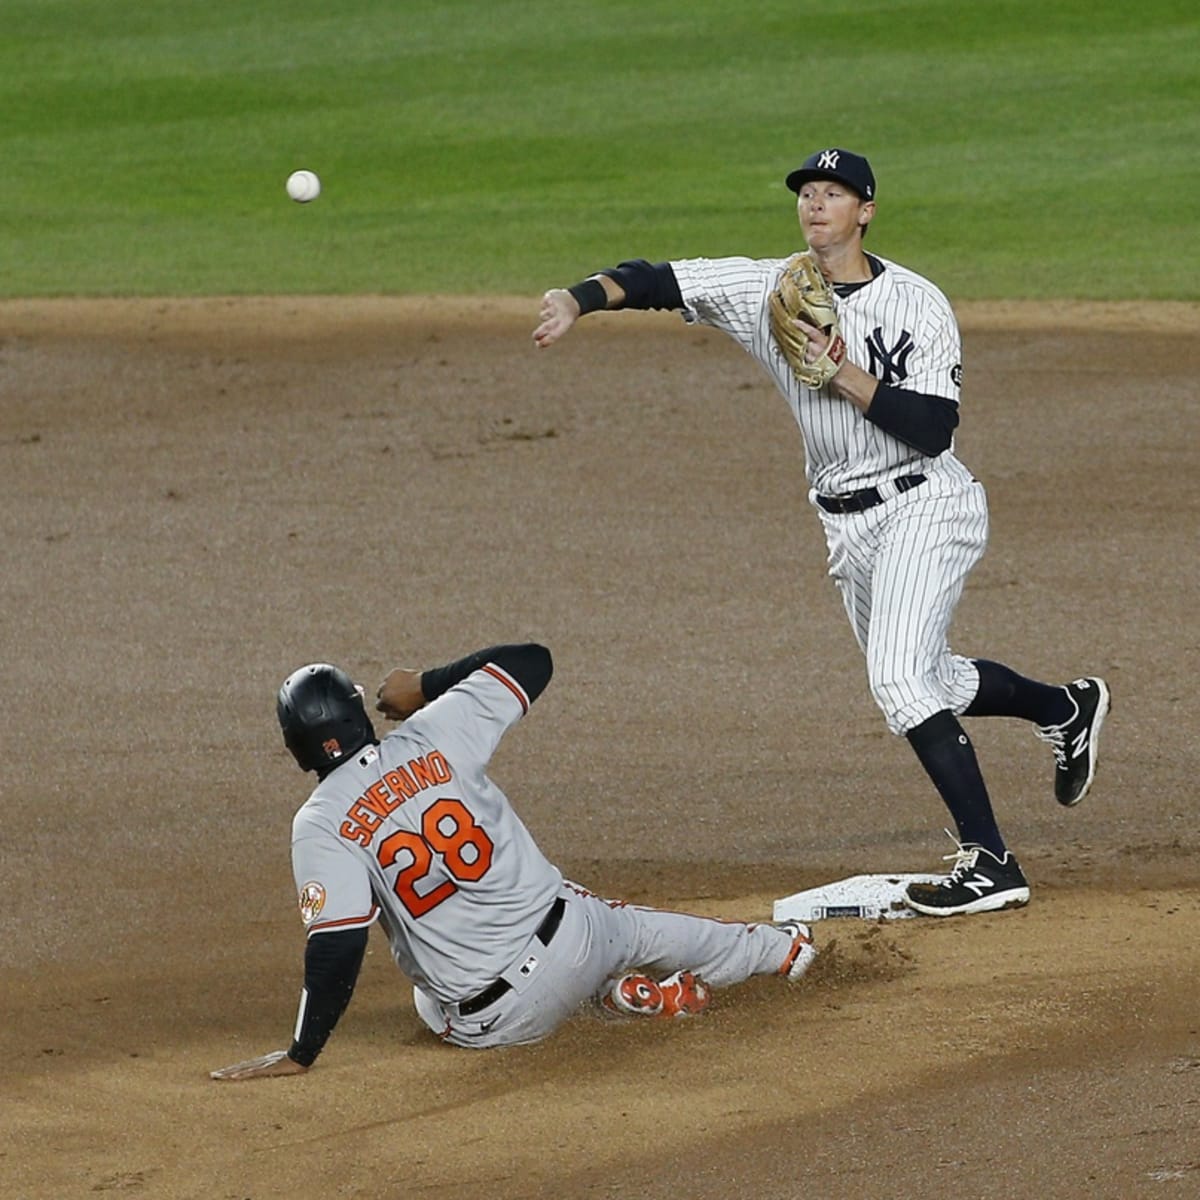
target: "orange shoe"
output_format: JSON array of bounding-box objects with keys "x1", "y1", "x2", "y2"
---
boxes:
[
  {"x1": 658, "y1": 970, "x2": 712, "y2": 1018},
  {"x1": 602, "y1": 970, "x2": 712, "y2": 1019},
  {"x1": 602, "y1": 973, "x2": 665, "y2": 1017}
]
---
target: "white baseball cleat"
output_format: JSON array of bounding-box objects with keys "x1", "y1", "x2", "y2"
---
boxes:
[{"x1": 776, "y1": 921, "x2": 817, "y2": 981}]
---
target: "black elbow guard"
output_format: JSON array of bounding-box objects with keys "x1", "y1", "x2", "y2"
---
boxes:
[{"x1": 598, "y1": 260, "x2": 683, "y2": 310}]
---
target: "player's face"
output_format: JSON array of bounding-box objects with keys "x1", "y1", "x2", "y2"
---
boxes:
[{"x1": 797, "y1": 181, "x2": 873, "y2": 249}]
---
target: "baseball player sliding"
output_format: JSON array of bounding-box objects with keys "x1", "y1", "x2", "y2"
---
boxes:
[
  {"x1": 533, "y1": 147, "x2": 1110, "y2": 918},
  {"x1": 211, "y1": 643, "x2": 815, "y2": 1080}
]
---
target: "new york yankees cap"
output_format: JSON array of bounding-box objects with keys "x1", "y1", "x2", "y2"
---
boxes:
[{"x1": 786, "y1": 148, "x2": 876, "y2": 200}]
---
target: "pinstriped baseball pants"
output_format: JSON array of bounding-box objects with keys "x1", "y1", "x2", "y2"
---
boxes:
[{"x1": 819, "y1": 479, "x2": 989, "y2": 735}]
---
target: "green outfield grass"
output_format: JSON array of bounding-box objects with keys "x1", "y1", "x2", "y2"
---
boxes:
[{"x1": 2, "y1": 0, "x2": 1197, "y2": 299}]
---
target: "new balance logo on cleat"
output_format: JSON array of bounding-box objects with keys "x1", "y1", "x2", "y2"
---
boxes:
[
  {"x1": 961, "y1": 873, "x2": 996, "y2": 898},
  {"x1": 1034, "y1": 677, "x2": 1111, "y2": 806},
  {"x1": 905, "y1": 835, "x2": 1030, "y2": 917}
]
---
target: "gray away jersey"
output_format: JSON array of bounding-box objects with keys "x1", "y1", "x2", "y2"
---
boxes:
[
  {"x1": 290, "y1": 663, "x2": 562, "y2": 1003},
  {"x1": 670, "y1": 253, "x2": 973, "y2": 496}
]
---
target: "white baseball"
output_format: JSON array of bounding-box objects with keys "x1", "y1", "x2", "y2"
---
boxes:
[{"x1": 286, "y1": 170, "x2": 321, "y2": 203}]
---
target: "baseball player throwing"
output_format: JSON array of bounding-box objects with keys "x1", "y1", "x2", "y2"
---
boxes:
[
  {"x1": 533, "y1": 147, "x2": 1110, "y2": 918},
  {"x1": 211, "y1": 642, "x2": 815, "y2": 1080}
]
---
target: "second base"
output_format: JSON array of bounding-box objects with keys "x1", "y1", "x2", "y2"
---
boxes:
[{"x1": 773, "y1": 873, "x2": 943, "y2": 922}]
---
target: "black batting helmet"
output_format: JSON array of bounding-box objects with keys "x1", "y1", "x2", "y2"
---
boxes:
[{"x1": 277, "y1": 663, "x2": 377, "y2": 775}]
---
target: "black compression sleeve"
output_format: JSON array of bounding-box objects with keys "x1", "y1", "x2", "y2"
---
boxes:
[
  {"x1": 421, "y1": 643, "x2": 553, "y2": 706},
  {"x1": 597, "y1": 259, "x2": 684, "y2": 310},
  {"x1": 288, "y1": 926, "x2": 368, "y2": 1067},
  {"x1": 865, "y1": 385, "x2": 960, "y2": 457}
]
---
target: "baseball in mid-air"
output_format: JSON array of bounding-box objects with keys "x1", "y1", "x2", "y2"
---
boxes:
[{"x1": 286, "y1": 169, "x2": 321, "y2": 203}]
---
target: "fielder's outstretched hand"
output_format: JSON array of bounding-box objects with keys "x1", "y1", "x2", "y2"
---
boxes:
[
  {"x1": 210, "y1": 1049, "x2": 308, "y2": 1082},
  {"x1": 532, "y1": 288, "x2": 580, "y2": 348}
]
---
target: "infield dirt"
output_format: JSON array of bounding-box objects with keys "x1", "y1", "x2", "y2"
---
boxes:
[{"x1": 2, "y1": 297, "x2": 1197, "y2": 1199}]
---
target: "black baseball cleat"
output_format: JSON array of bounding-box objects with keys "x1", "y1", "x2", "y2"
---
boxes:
[
  {"x1": 904, "y1": 840, "x2": 1030, "y2": 917},
  {"x1": 1033, "y1": 677, "x2": 1111, "y2": 807}
]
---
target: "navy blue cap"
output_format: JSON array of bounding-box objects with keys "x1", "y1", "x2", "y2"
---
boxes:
[{"x1": 786, "y1": 148, "x2": 876, "y2": 200}]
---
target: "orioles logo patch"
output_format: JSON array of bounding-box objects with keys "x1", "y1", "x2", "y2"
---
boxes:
[
  {"x1": 298, "y1": 881, "x2": 326, "y2": 925},
  {"x1": 322, "y1": 737, "x2": 342, "y2": 757}
]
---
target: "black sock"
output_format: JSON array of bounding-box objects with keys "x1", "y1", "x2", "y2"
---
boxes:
[
  {"x1": 964, "y1": 659, "x2": 1073, "y2": 726},
  {"x1": 906, "y1": 710, "x2": 1006, "y2": 857}
]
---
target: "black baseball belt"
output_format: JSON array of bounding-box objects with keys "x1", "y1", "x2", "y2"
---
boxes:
[
  {"x1": 457, "y1": 896, "x2": 567, "y2": 1016},
  {"x1": 816, "y1": 472, "x2": 926, "y2": 515}
]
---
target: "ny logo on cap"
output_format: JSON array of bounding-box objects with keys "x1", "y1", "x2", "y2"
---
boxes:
[{"x1": 817, "y1": 149, "x2": 840, "y2": 170}]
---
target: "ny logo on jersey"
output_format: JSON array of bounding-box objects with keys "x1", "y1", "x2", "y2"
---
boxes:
[
  {"x1": 817, "y1": 149, "x2": 840, "y2": 170},
  {"x1": 865, "y1": 326, "x2": 916, "y2": 384}
]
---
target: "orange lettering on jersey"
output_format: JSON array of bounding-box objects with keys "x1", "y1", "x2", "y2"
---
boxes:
[
  {"x1": 359, "y1": 779, "x2": 400, "y2": 820},
  {"x1": 410, "y1": 754, "x2": 447, "y2": 789},
  {"x1": 426, "y1": 751, "x2": 452, "y2": 784},
  {"x1": 337, "y1": 753, "x2": 456, "y2": 850},
  {"x1": 347, "y1": 801, "x2": 383, "y2": 832},
  {"x1": 339, "y1": 819, "x2": 372, "y2": 848},
  {"x1": 384, "y1": 766, "x2": 419, "y2": 800}
]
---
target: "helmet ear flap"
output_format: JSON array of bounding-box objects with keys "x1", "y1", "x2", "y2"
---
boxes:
[{"x1": 277, "y1": 664, "x2": 376, "y2": 774}]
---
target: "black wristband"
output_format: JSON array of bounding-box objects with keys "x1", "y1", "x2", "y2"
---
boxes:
[{"x1": 567, "y1": 278, "x2": 608, "y2": 316}]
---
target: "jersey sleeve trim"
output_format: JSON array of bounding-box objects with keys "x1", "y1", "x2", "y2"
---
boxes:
[
  {"x1": 422, "y1": 643, "x2": 550, "y2": 706},
  {"x1": 481, "y1": 663, "x2": 530, "y2": 713},
  {"x1": 307, "y1": 905, "x2": 380, "y2": 936}
]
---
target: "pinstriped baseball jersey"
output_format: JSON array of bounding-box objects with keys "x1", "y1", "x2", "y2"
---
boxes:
[
  {"x1": 669, "y1": 250, "x2": 987, "y2": 736},
  {"x1": 669, "y1": 253, "x2": 974, "y2": 497},
  {"x1": 291, "y1": 665, "x2": 563, "y2": 1002}
]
